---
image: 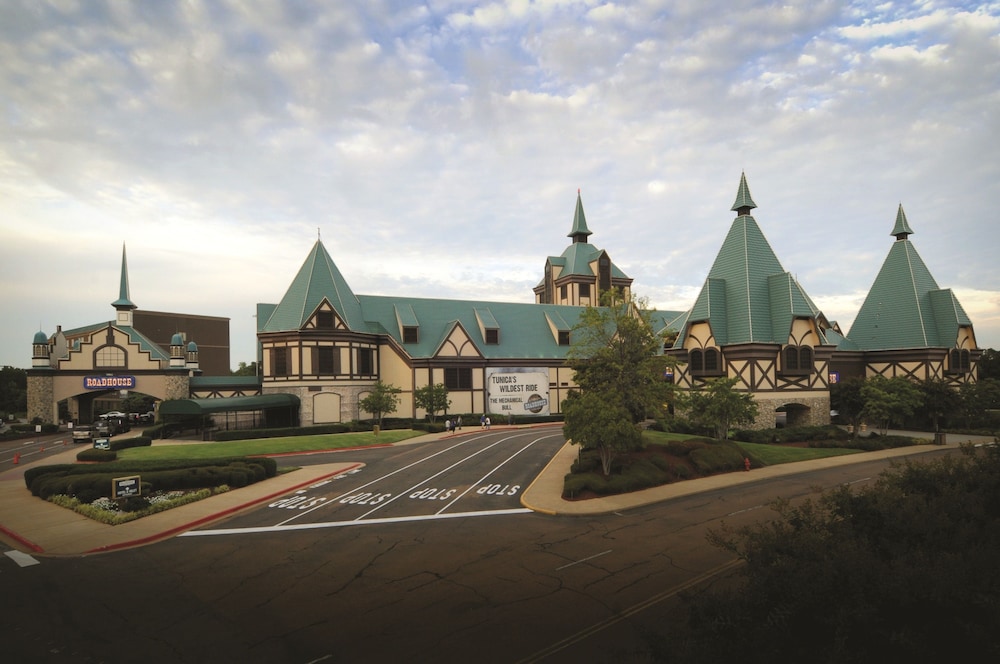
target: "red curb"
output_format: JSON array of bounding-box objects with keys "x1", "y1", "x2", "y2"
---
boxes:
[
  {"x1": 84, "y1": 462, "x2": 364, "y2": 554},
  {"x1": 0, "y1": 523, "x2": 45, "y2": 553}
]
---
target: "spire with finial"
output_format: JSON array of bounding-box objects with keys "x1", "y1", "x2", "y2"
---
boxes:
[
  {"x1": 890, "y1": 203, "x2": 914, "y2": 241},
  {"x1": 568, "y1": 189, "x2": 593, "y2": 243},
  {"x1": 111, "y1": 243, "x2": 136, "y2": 311},
  {"x1": 730, "y1": 171, "x2": 757, "y2": 216}
]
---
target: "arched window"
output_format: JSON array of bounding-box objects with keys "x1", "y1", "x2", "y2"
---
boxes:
[
  {"x1": 949, "y1": 349, "x2": 971, "y2": 374},
  {"x1": 96, "y1": 345, "x2": 125, "y2": 368},
  {"x1": 781, "y1": 345, "x2": 813, "y2": 376},
  {"x1": 689, "y1": 348, "x2": 723, "y2": 377}
]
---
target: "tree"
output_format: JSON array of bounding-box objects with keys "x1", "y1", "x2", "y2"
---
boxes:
[
  {"x1": 0, "y1": 366, "x2": 27, "y2": 416},
  {"x1": 674, "y1": 445, "x2": 1000, "y2": 664},
  {"x1": 567, "y1": 290, "x2": 675, "y2": 425},
  {"x1": 976, "y1": 347, "x2": 999, "y2": 381},
  {"x1": 918, "y1": 378, "x2": 961, "y2": 431},
  {"x1": 830, "y1": 376, "x2": 866, "y2": 436},
  {"x1": 680, "y1": 376, "x2": 758, "y2": 439},
  {"x1": 232, "y1": 361, "x2": 258, "y2": 376},
  {"x1": 413, "y1": 383, "x2": 450, "y2": 422},
  {"x1": 860, "y1": 375, "x2": 921, "y2": 435},
  {"x1": 561, "y1": 389, "x2": 641, "y2": 476},
  {"x1": 959, "y1": 378, "x2": 1000, "y2": 428},
  {"x1": 359, "y1": 381, "x2": 401, "y2": 428}
]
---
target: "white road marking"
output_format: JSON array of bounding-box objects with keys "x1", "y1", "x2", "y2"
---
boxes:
[
  {"x1": 181, "y1": 508, "x2": 533, "y2": 537},
  {"x1": 276, "y1": 435, "x2": 491, "y2": 526},
  {"x1": 436, "y1": 433, "x2": 560, "y2": 515},
  {"x1": 5, "y1": 550, "x2": 40, "y2": 567},
  {"x1": 556, "y1": 549, "x2": 612, "y2": 571}
]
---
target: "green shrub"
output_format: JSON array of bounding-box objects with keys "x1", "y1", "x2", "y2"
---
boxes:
[
  {"x1": 110, "y1": 436, "x2": 152, "y2": 451},
  {"x1": 690, "y1": 442, "x2": 745, "y2": 474},
  {"x1": 76, "y1": 448, "x2": 117, "y2": 462},
  {"x1": 119, "y1": 496, "x2": 150, "y2": 512}
]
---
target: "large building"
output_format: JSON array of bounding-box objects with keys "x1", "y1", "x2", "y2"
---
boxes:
[{"x1": 27, "y1": 176, "x2": 982, "y2": 429}]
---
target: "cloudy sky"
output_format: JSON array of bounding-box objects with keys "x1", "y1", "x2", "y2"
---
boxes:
[{"x1": 2, "y1": 0, "x2": 998, "y2": 370}]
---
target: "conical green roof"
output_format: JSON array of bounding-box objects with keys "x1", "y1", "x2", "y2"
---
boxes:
[
  {"x1": 260, "y1": 240, "x2": 364, "y2": 332},
  {"x1": 890, "y1": 203, "x2": 914, "y2": 238},
  {"x1": 111, "y1": 244, "x2": 136, "y2": 309},
  {"x1": 567, "y1": 190, "x2": 592, "y2": 241},
  {"x1": 730, "y1": 171, "x2": 757, "y2": 212},
  {"x1": 846, "y1": 227, "x2": 971, "y2": 350},
  {"x1": 683, "y1": 173, "x2": 825, "y2": 345}
]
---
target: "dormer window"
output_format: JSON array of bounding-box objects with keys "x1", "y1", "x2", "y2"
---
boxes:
[
  {"x1": 403, "y1": 326, "x2": 419, "y2": 344},
  {"x1": 316, "y1": 311, "x2": 334, "y2": 329},
  {"x1": 558, "y1": 330, "x2": 570, "y2": 346},
  {"x1": 485, "y1": 328, "x2": 499, "y2": 344},
  {"x1": 689, "y1": 347, "x2": 723, "y2": 377},
  {"x1": 781, "y1": 345, "x2": 814, "y2": 376},
  {"x1": 947, "y1": 348, "x2": 971, "y2": 374}
]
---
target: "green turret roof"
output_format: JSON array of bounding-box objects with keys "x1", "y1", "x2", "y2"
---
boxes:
[
  {"x1": 567, "y1": 189, "x2": 593, "y2": 242},
  {"x1": 890, "y1": 203, "x2": 914, "y2": 238},
  {"x1": 845, "y1": 212, "x2": 972, "y2": 350},
  {"x1": 678, "y1": 173, "x2": 827, "y2": 346},
  {"x1": 730, "y1": 171, "x2": 757, "y2": 213},
  {"x1": 259, "y1": 240, "x2": 364, "y2": 332},
  {"x1": 111, "y1": 244, "x2": 136, "y2": 310}
]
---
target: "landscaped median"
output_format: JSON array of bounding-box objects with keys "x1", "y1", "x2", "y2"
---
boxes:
[
  {"x1": 563, "y1": 426, "x2": 925, "y2": 500},
  {"x1": 27, "y1": 429, "x2": 428, "y2": 524}
]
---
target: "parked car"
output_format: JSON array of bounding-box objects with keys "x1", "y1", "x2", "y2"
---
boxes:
[
  {"x1": 72, "y1": 425, "x2": 94, "y2": 443},
  {"x1": 100, "y1": 411, "x2": 127, "y2": 419}
]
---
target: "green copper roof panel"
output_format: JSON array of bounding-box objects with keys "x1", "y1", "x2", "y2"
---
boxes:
[
  {"x1": 891, "y1": 204, "x2": 914, "y2": 237},
  {"x1": 395, "y1": 304, "x2": 419, "y2": 328},
  {"x1": 568, "y1": 191, "x2": 593, "y2": 239},
  {"x1": 260, "y1": 240, "x2": 364, "y2": 333},
  {"x1": 730, "y1": 172, "x2": 757, "y2": 212},
  {"x1": 846, "y1": 239, "x2": 942, "y2": 349}
]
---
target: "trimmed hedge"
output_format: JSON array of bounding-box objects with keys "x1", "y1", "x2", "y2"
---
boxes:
[{"x1": 25, "y1": 456, "x2": 278, "y2": 500}]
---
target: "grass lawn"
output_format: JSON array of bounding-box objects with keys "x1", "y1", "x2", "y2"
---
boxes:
[
  {"x1": 643, "y1": 429, "x2": 863, "y2": 466},
  {"x1": 119, "y1": 429, "x2": 427, "y2": 461},
  {"x1": 734, "y1": 440, "x2": 862, "y2": 465}
]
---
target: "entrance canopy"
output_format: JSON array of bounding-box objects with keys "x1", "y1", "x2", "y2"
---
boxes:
[
  {"x1": 158, "y1": 394, "x2": 301, "y2": 433},
  {"x1": 159, "y1": 394, "x2": 300, "y2": 416}
]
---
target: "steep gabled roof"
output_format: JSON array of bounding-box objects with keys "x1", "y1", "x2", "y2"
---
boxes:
[
  {"x1": 677, "y1": 174, "x2": 828, "y2": 346},
  {"x1": 846, "y1": 213, "x2": 972, "y2": 350},
  {"x1": 259, "y1": 240, "x2": 364, "y2": 332}
]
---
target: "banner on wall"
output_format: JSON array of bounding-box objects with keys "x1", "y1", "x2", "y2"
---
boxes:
[{"x1": 486, "y1": 368, "x2": 550, "y2": 416}]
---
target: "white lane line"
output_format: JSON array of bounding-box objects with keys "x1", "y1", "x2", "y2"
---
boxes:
[
  {"x1": 276, "y1": 434, "x2": 492, "y2": 526},
  {"x1": 556, "y1": 549, "x2": 612, "y2": 571},
  {"x1": 727, "y1": 504, "x2": 765, "y2": 516},
  {"x1": 354, "y1": 433, "x2": 530, "y2": 520},
  {"x1": 436, "y1": 433, "x2": 561, "y2": 515},
  {"x1": 181, "y1": 508, "x2": 533, "y2": 537},
  {"x1": 5, "y1": 550, "x2": 40, "y2": 567}
]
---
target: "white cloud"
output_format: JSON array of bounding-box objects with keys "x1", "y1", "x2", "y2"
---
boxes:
[{"x1": 0, "y1": 0, "x2": 998, "y2": 370}]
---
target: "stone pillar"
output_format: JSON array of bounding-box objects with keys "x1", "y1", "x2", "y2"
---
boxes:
[{"x1": 27, "y1": 373, "x2": 56, "y2": 425}]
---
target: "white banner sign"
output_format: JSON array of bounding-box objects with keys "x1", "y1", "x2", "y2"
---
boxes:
[{"x1": 486, "y1": 369, "x2": 550, "y2": 416}]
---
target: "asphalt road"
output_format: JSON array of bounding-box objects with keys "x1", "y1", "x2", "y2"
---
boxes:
[{"x1": 0, "y1": 432, "x2": 957, "y2": 664}]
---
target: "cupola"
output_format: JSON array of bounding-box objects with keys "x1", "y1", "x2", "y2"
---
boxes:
[{"x1": 32, "y1": 330, "x2": 51, "y2": 368}]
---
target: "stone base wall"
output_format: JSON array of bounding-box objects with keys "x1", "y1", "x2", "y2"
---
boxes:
[
  {"x1": 27, "y1": 374, "x2": 55, "y2": 424},
  {"x1": 750, "y1": 393, "x2": 831, "y2": 430},
  {"x1": 263, "y1": 385, "x2": 371, "y2": 426},
  {"x1": 165, "y1": 374, "x2": 192, "y2": 401}
]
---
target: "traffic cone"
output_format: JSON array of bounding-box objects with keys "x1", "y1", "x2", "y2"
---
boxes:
[
  {"x1": 13, "y1": 453, "x2": 19, "y2": 464},
  {"x1": 40, "y1": 445, "x2": 45, "y2": 452}
]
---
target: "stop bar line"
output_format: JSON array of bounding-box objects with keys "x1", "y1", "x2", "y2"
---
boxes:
[{"x1": 180, "y1": 508, "x2": 533, "y2": 538}]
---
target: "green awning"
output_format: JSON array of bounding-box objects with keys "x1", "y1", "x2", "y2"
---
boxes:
[{"x1": 158, "y1": 394, "x2": 300, "y2": 416}]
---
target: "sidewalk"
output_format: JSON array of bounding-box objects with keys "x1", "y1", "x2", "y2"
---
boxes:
[{"x1": 0, "y1": 429, "x2": 986, "y2": 557}]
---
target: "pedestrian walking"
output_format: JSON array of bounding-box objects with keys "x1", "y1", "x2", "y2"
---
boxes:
[{"x1": 485, "y1": 416, "x2": 491, "y2": 430}]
